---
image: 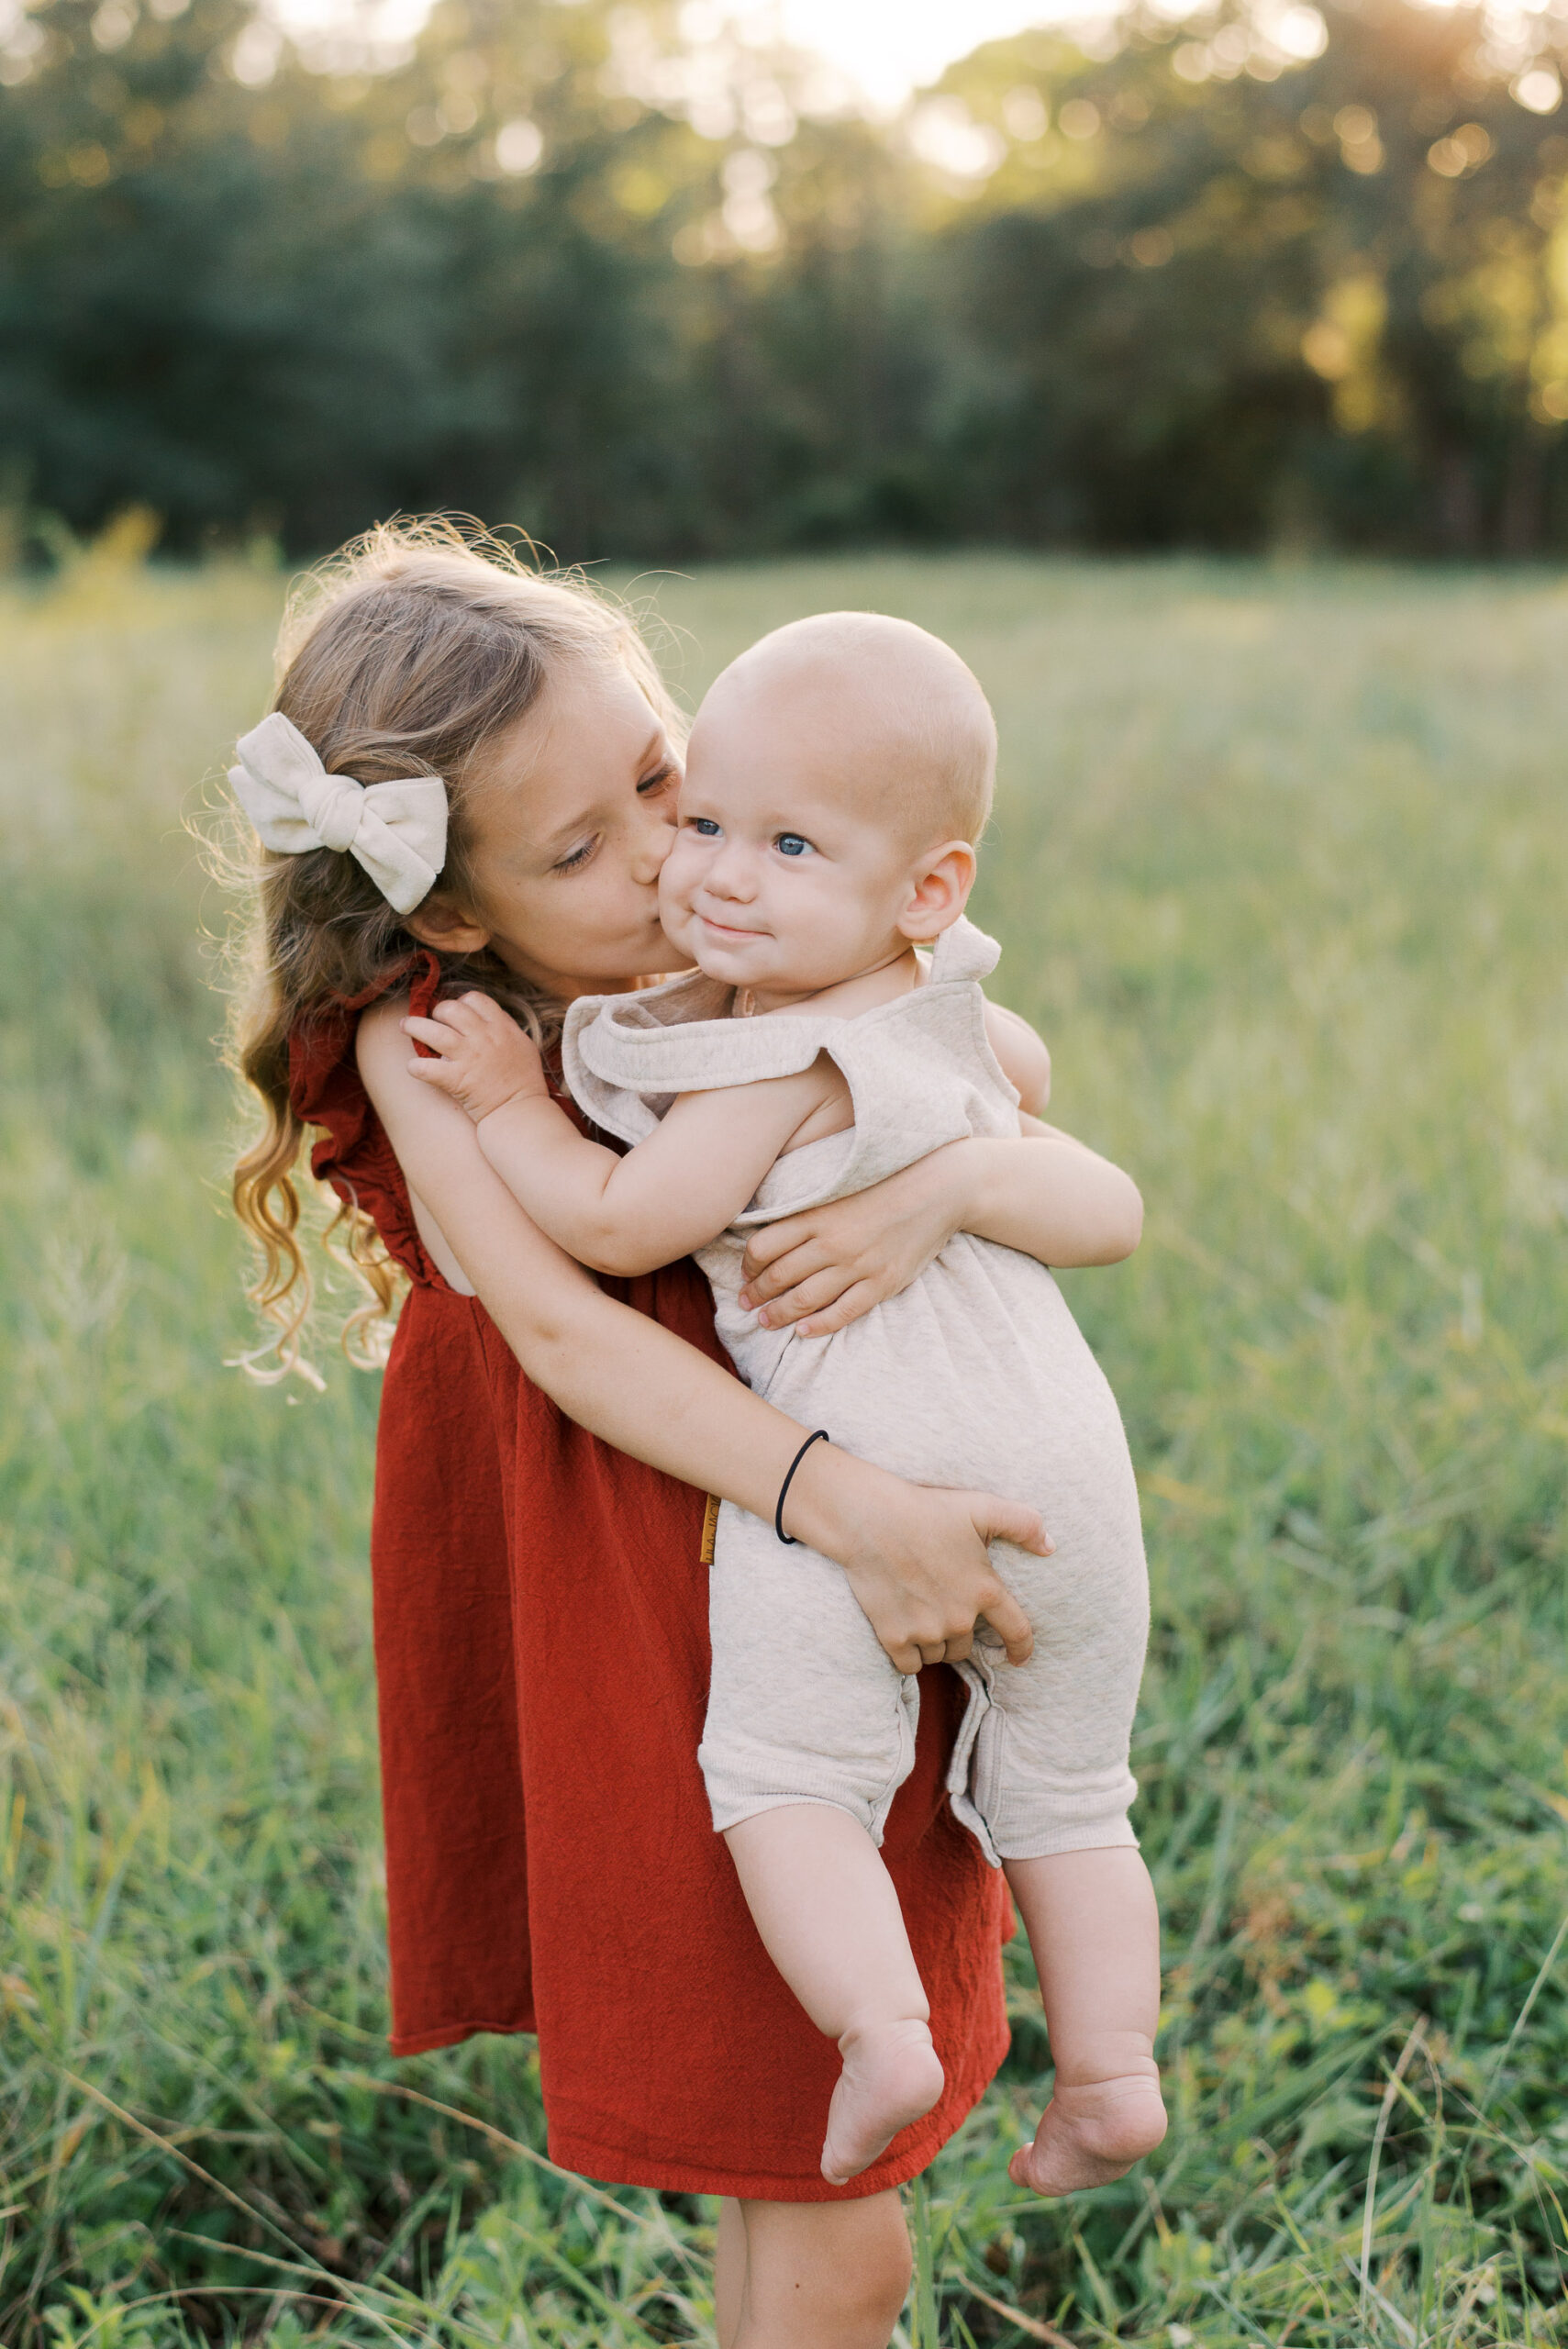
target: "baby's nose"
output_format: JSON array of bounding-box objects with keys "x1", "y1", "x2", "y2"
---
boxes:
[{"x1": 708, "y1": 846, "x2": 756, "y2": 897}]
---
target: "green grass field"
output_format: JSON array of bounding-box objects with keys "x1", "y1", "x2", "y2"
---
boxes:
[{"x1": 2, "y1": 542, "x2": 1566, "y2": 2347}]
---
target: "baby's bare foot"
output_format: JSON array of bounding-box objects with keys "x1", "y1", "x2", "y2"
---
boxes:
[
  {"x1": 820, "y1": 2020, "x2": 945, "y2": 2184},
  {"x1": 1008, "y1": 2067, "x2": 1167, "y2": 2198}
]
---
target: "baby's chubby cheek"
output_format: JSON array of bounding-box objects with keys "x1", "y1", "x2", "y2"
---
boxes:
[{"x1": 655, "y1": 866, "x2": 695, "y2": 954}]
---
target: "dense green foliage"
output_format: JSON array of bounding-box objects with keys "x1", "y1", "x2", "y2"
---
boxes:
[
  {"x1": 10, "y1": 0, "x2": 1568, "y2": 554},
  {"x1": 1, "y1": 545, "x2": 1565, "y2": 2343}
]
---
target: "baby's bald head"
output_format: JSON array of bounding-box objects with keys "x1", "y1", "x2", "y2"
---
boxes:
[{"x1": 695, "y1": 612, "x2": 995, "y2": 850}]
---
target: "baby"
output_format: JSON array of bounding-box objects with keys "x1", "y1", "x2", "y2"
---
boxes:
[{"x1": 409, "y1": 614, "x2": 1167, "y2": 2194}]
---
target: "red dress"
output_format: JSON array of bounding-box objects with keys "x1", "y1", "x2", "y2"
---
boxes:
[{"x1": 290, "y1": 957, "x2": 1012, "y2": 2199}]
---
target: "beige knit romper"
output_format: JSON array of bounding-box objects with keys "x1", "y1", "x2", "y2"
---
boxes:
[{"x1": 562, "y1": 918, "x2": 1149, "y2": 1866}]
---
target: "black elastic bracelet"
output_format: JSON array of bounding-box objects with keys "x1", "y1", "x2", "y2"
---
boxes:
[{"x1": 775, "y1": 1429, "x2": 830, "y2": 1545}]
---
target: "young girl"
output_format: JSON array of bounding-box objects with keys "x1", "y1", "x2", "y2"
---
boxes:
[
  {"x1": 226, "y1": 521, "x2": 1144, "y2": 2349},
  {"x1": 403, "y1": 611, "x2": 1165, "y2": 2199}
]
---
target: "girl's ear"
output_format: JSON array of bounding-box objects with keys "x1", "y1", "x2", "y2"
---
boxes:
[
  {"x1": 405, "y1": 892, "x2": 493, "y2": 956},
  {"x1": 896, "y1": 841, "x2": 977, "y2": 943}
]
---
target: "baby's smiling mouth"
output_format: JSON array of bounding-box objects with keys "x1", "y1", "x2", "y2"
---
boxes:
[{"x1": 696, "y1": 910, "x2": 768, "y2": 942}]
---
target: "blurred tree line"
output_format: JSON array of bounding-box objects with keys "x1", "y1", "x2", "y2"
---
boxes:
[{"x1": 6, "y1": 0, "x2": 1568, "y2": 557}]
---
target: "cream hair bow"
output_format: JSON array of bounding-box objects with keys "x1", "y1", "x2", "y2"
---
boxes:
[{"x1": 229, "y1": 711, "x2": 448, "y2": 917}]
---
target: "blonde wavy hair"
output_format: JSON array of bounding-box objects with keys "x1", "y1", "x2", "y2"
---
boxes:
[{"x1": 218, "y1": 517, "x2": 680, "y2": 1381}]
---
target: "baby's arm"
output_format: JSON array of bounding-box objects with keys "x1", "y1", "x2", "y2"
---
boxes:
[{"x1": 404, "y1": 991, "x2": 831, "y2": 1277}]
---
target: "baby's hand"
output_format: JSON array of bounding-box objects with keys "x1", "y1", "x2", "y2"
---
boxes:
[{"x1": 403, "y1": 993, "x2": 549, "y2": 1124}]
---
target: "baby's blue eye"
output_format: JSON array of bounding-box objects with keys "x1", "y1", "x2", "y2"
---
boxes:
[
  {"x1": 776, "y1": 833, "x2": 813, "y2": 858},
  {"x1": 690, "y1": 817, "x2": 721, "y2": 837}
]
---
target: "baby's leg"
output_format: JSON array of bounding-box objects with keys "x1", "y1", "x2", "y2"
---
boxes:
[
  {"x1": 703, "y1": 1503, "x2": 940, "y2": 2182},
  {"x1": 958, "y1": 1475, "x2": 1165, "y2": 2192},
  {"x1": 715, "y1": 2189, "x2": 912, "y2": 2349},
  {"x1": 726, "y1": 1805, "x2": 944, "y2": 2184},
  {"x1": 1005, "y1": 1847, "x2": 1166, "y2": 2195}
]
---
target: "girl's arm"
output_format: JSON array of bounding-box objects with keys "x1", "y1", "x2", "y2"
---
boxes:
[
  {"x1": 356, "y1": 998, "x2": 1041, "y2": 1677},
  {"x1": 984, "y1": 998, "x2": 1053, "y2": 1116},
  {"x1": 739, "y1": 1127, "x2": 1142, "y2": 1335}
]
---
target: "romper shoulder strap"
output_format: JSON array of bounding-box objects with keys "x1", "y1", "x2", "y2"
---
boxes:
[
  {"x1": 561, "y1": 916, "x2": 1018, "y2": 1223},
  {"x1": 562, "y1": 974, "x2": 846, "y2": 1146},
  {"x1": 927, "y1": 915, "x2": 1002, "y2": 985}
]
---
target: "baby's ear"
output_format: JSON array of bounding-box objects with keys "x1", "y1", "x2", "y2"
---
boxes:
[{"x1": 897, "y1": 841, "x2": 976, "y2": 941}]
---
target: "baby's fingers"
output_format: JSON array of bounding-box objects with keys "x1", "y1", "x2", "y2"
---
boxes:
[{"x1": 402, "y1": 1015, "x2": 462, "y2": 1054}]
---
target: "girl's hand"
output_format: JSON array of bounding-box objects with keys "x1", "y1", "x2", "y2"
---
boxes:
[
  {"x1": 785, "y1": 1443, "x2": 1048, "y2": 1675},
  {"x1": 739, "y1": 1144, "x2": 967, "y2": 1337},
  {"x1": 403, "y1": 993, "x2": 550, "y2": 1126}
]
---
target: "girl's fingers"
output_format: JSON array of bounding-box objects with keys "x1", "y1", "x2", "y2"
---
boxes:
[
  {"x1": 739, "y1": 1232, "x2": 833, "y2": 1304},
  {"x1": 981, "y1": 1592, "x2": 1034, "y2": 1666},
  {"x1": 739, "y1": 1216, "x2": 806, "y2": 1276},
  {"x1": 756, "y1": 1267, "x2": 851, "y2": 1329},
  {"x1": 976, "y1": 1497, "x2": 1052, "y2": 1560},
  {"x1": 794, "y1": 1281, "x2": 880, "y2": 1339}
]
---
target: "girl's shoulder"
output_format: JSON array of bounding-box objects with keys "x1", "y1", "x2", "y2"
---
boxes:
[{"x1": 352, "y1": 987, "x2": 413, "y2": 1097}]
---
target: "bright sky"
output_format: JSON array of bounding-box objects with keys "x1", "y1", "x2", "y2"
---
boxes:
[
  {"x1": 773, "y1": 0, "x2": 1062, "y2": 107},
  {"x1": 270, "y1": 0, "x2": 1073, "y2": 113}
]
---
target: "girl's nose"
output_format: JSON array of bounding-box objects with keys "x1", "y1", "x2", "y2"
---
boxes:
[{"x1": 630, "y1": 801, "x2": 678, "y2": 886}]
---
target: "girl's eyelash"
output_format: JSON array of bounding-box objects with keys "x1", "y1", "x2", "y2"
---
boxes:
[{"x1": 552, "y1": 767, "x2": 673, "y2": 872}]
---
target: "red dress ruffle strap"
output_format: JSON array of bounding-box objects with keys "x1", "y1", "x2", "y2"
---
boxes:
[
  {"x1": 288, "y1": 965, "x2": 1013, "y2": 2200},
  {"x1": 290, "y1": 950, "x2": 444, "y2": 1286}
]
